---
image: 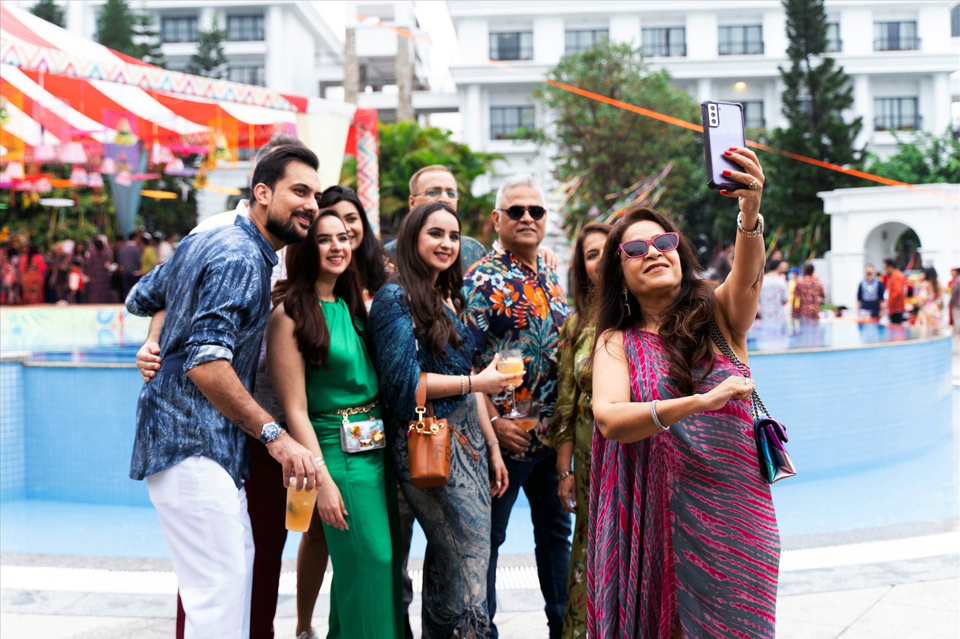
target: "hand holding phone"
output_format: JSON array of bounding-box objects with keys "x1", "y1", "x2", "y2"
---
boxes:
[{"x1": 701, "y1": 101, "x2": 746, "y2": 191}]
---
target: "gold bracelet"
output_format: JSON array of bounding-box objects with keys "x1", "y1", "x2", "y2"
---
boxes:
[
  {"x1": 737, "y1": 212, "x2": 763, "y2": 238},
  {"x1": 557, "y1": 469, "x2": 573, "y2": 481}
]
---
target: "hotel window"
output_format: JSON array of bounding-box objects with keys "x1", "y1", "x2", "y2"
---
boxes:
[
  {"x1": 228, "y1": 66, "x2": 266, "y2": 87},
  {"x1": 227, "y1": 15, "x2": 265, "y2": 42},
  {"x1": 825, "y1": 22, "x2": 841, "y2": 52},
  {"x1": 719, "y1": 25, "x2": 764, "y2": 55},
  {"x1": 952, "y1": 4, "x2": 959, "y2": 38},
  {"x1": 565, "y1": 29, "x2": 608, "y2": 55},
  {"x1": 490, "y1": 32, "x2": 533, "y2": 61},
  {"x1": 873, "y1": 21, "x2": 919, "y2": 51},
  {"x1": 874, "y1": 97, "x2": 920, "y2": 130},
  {"x1": 641, "y1": 27, "x2": 686, "y2": 57},
  {"x1": 491, "y1": 106, "x2": 535, "y2": 140},
  {"x1": 161, "y1": 16, "x2": 198, "y2": 43},
  {"x1": 743, "y1": 101, "x2": 765, "y2": 129}
]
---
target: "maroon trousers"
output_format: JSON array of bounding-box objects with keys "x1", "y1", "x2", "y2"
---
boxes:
[{"x1": 176, "y1": 437, "x2": 288, "y2": 639}]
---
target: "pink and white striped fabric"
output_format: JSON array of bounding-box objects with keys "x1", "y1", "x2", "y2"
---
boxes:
[{"x1": 587, "y1": 328, "x2": 780, "y2": 639}]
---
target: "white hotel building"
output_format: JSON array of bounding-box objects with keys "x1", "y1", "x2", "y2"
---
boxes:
[{"x1": 448, "y1": 0, "x2": 960, "y2": 193}]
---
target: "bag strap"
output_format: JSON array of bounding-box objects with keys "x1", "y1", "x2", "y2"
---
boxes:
[{"x1": 707, "y1": 319, "x2": 769, "y2": 418}]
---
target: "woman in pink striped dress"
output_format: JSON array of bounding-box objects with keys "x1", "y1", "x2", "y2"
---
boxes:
[{"x1": 588, "y1": 147, "x2": 779, "y2": 639}]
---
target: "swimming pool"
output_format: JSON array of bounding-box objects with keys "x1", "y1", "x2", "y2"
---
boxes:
[{"x1": 0, "y1": 322, "x2": 956, "y2": 559}]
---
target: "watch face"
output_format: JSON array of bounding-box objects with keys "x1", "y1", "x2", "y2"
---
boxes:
[{"x1": 261, "y1": 422, "x2": 280, "y2": 443}]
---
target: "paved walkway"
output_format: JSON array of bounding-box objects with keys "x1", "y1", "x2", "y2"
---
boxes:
[{"x1": 2, "y1": 517, "x2": 958, "y2": 639}]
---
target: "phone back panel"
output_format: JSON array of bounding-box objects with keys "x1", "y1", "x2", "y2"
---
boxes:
[{"x1": 701, "y1": 100, "x2": 746, "y2": 190}]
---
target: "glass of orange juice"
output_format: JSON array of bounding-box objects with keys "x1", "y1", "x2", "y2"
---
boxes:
[
  {"x1": 285, "y1": 479, "x2": 318, "y2": 532},
  {"x1": 497, "y1": 349, "x2": 525, "y2": 417},
  {"x1": 507, "y1": 399, "x2": 541, "y2": 461}
]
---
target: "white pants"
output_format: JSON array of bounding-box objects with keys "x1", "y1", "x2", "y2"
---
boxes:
[{"x1": 148, "y1": 455, "x2": 255, "y2": 639}]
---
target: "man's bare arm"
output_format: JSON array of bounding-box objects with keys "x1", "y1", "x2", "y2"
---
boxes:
[
  {"x1": 185, "y1": 360, "x2": 272, "y2": 438},
  {"x1": 185, "y1": 359, "x2": 320, "y2": 489}
]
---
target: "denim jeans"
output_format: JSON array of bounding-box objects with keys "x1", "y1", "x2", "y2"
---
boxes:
[{"x1": 488, "y1": 446, "x2": 572, "y2": 639}]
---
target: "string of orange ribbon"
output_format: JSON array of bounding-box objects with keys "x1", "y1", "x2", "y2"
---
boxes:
[{"x1": 354, "y1": 14, "x2": 957, "y2": 202}]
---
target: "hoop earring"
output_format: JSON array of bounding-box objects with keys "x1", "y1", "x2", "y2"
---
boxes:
[{"x1": 622, "y1": 289, "x2": 631, "y2": 316}]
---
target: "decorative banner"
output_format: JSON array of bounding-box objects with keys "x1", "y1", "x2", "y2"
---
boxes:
[
  {"x1": 353, "y1": 109, "x2": 380, "y2": 238},
  {"x1": 0, "y1": 305, "x2": 150, "y2": 351},
  {"x1": 0, "y1": 37, "x2": 296, "y2": 112},
  {"x1": 103, "y1": 141, "x2": 147, "y2": 238}
]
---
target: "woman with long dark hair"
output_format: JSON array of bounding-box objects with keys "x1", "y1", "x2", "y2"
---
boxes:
[
  {"x1": 267, "y1": 210, "x2": 401, "y2": 639},
  {"x1": 368, "y1": 201, "x2": 516, "y2": 638},
  {"x1": 588, "y1": 148, "x2": 779, "y2": 639},
  {"x1": 915, "y1": 266, "x2": 943, "y2": 329},
  {"x1": 548, "y1": 222, "x2": 611, "y2": 639},
  {"x1": 318, "y1": 185, "x2": 389, "y2": 306}
]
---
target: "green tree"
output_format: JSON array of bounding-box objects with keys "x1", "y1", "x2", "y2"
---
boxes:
[
  {"x1": 133, "y1": 8, "x2": 166, "y2": 68},
  {"x1": 865, "y1": 129, "x2": 960, "y2": 185},
  {"x1": 763, "y1": 0, "x2": 864, "y2": 259},
  {"x1": 96, "y1": 0, "x2": 136, "y2": 57},
  {"x1": 531, "y1": 39, "x2": 729, "y2": 259},
  {"x1": 188, "y1": 16, "x2": 228, "y2": 79},
  {"x1": 96, "y1": 0, "x2": 165, "y2": 66},
  {"x1": 340, "y1": 121, "x2": 503, "y2": 240},
  {"x1": 30, "y1": 0, "x2": 65, "y2": 28}
]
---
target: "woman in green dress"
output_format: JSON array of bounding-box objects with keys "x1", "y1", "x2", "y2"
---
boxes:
[
  {"x1": 268, "y1": 210, "x2": 402, "y2": 639},
  {"x1": 549, "y1": 222, "x2": 611, "y2": 639}
]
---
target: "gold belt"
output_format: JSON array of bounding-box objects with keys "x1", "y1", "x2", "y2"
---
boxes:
[{"x1": 323, "y1": 399, "x2": 378, "y2": 425}]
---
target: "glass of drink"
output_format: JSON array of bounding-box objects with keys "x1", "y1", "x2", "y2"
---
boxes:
[
  {"x1": 285, "y1": 479, "x2": 318, "y2": 532},
  {"x1": 506, "y1": 399, "x2": 541, "y2": 461},
  {"x1": 497, "y1": 349, "x2": 525, "y2": 418}
]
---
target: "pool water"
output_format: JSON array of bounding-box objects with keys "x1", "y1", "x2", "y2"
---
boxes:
[
  {"x1": 747, "y1": 320, "x2": 933, "y2": 352},
  {"x1": 1, "y1": 324, "x2": 955, "y2": 560}
]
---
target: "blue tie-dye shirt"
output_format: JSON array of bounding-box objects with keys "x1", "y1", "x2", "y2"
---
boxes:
[{"x1": 126, "y1": 214, "x2": 279, "y2": 487}]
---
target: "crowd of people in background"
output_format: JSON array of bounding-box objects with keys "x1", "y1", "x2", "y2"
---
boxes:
[{"x1": 0, "y1": 230, "x2": 178, "y2": 306}]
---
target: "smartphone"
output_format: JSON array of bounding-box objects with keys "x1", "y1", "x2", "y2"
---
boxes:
[{"x1": 701, "y1": 100, "x2": 746, "y2": 191}]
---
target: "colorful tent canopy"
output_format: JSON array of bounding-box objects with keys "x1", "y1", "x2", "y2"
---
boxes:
[{"x1": 0, "y1": 2, "x2": 355, "y2": 161}]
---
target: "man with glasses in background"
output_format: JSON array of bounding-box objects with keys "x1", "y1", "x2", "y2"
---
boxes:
[
  {"x1": 384, "y1": 164, "x2": 488, "y2": 268},
  {"x1": 462, "y1": 173, "x2": 573, "y2": 639}
]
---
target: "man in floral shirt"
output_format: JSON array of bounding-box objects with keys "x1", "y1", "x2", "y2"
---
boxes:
[{"x1": 463, "y1": 173, "x2": 572, "y2": 639}]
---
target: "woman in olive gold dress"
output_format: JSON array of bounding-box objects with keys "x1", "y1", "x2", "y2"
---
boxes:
[{"x1": 549, "y1": 223, "x2": 611, "y2": 639}]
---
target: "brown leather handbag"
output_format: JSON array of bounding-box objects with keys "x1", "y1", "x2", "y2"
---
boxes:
[
  {"x1": 406, "y1": 373, "x2": 482, "y2": 487},
  {"x1": 407, "y1": 372, "x2": 452, "y2": 488}
]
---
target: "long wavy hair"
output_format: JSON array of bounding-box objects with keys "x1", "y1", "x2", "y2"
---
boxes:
[
  {"x1": 394, "y1": 202, "x2": 465, "y2": 356},
  {"x1": 317, "y1": 185, "x2": 389, "y2": 296},
  {"x1": 570, "y1": 222, "x2": 613, "y2": 336},
  {"x1": 593, "y1": 207, "x2": 717, "y2": 397},
  {"x1": 272, "y1": 210, "x2": 367, "y2": 369}
]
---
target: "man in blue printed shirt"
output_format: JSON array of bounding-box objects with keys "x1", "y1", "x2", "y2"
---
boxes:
[
  {"x1": 126, "y1": 145, "x2": 323, "y2": 639},
  {"x1": 463, "y1": 173, "x2": 573, "y2": 639}
]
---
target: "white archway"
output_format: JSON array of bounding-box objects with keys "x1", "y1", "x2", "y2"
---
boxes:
[
  {"x1": 819, "y1": 184, "x2": 959, "y2": 309},
  {"x1": 862, "y1": 221, "x2": 918, "y2": 271}
]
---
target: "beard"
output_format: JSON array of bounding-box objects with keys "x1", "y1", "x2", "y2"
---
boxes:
[{"x1": 265, "y1": 210, "x2": 310, "y2": 245}]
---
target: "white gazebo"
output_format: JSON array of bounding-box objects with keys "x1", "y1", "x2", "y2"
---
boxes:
[{"x1": 820, "y1": 184, "x2": 959, "y2": 309}]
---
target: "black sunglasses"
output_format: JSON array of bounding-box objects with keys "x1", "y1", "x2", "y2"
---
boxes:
[
  {"x1": 500, "y1": 205, "x2": 546, "y2": 221},
  {"x1": 619, "y1": 232, "x2": 680, "y2": 259}
]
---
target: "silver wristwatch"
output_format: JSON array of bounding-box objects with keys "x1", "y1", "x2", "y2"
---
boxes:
[{"x1": 259, "y1": 421, "x2": 284, "y2": 445}]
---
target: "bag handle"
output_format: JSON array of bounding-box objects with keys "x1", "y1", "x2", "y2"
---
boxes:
[{"x1": 708, "y1": 319, "x2": 770, "y2": 418}]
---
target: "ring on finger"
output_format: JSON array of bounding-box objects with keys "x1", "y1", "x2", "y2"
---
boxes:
[{"x1": 748, "y1": 178, "x2": 760, "y2": 191}]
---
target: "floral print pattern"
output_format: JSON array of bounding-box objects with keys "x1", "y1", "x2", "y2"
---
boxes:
[{"x1": 463, "y1": 246, "x2": 572, "y2": 450}]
